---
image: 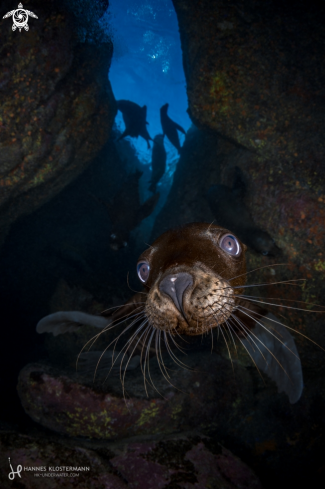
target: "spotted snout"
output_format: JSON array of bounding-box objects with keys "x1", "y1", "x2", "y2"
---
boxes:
[{"x1": 145, "y1": 267, "x2": 236, "y2": 335}]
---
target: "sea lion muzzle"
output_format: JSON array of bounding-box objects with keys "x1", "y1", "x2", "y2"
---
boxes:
[
  {"x1": 159, "y1": 272, "x2": 193, "y2": 318},
  {"x1": 136, "y1": 224, "x2": 244, "y2": 335},
  {"x1": 145, "y1": 264, "x2": 236, "y2": 335}
]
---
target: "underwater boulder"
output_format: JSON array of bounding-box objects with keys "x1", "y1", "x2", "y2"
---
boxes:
[
  {"x1": 17, "y1": 348, "x2": 254, "y2": 440},
  {"x1": 0, "y1": 430, "x2": 263, "y2": 488},
  {"x1": 172, "y1": 0, "x2": 325, "y2": 284},
  {"x1": 160, "y1": 1, "x2": 325, "y2": 424},
  {"x1": 0, "y1": 0, "x2": 116, "y2": 246},
  {"x1": 0, "y1": 431, "x2": 128, "y2": 488}
]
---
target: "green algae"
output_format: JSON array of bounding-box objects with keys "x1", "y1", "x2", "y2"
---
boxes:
[
  {"x1": 209, "y1": 72, "x2": 232, "y2": 115},
  {"x1": 136, "y1": 402, "x2": 160, "y2": 427},
  {"x1": 314, "y1": 260, "x2": 325, "y2": 272}
]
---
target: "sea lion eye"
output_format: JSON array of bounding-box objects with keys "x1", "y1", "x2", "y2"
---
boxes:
[
  {"x1": 219, "y1": 234, "x2": 241, "y2": 256},
  {"x1": 137, "y1": 261, "x2": 150, "y2": 283}
]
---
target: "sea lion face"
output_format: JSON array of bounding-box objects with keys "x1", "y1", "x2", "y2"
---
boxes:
[
  {"x1": 109, "y1": 230, "x2": 128, "y2": 251},
  {"x1": 137, "y1": 223, "x2": 247, "y2": 335}
]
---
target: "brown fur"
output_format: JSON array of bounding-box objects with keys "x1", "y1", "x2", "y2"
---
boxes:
[{"x1": 109, "y1": 223, "x2": 251, "y2": 336}]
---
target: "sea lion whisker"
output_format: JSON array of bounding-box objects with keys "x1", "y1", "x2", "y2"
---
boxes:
[
  {"x1": 230, "y1": 313, "x2": 298, "y2": 389},
  {"x1": 227, "y1": 263, "x2": 291, "y2": 282},
  {"x1": 237, "y1": 304, "x2": 325, "y2": 352},
  {"x1": 225, "y1": 319, "x2": 237, "y2": 353},
  {"x1": 121, "y1": 324, "x2": 149, "y2": 401},
  {"x1": 236, "y1": 294, "x2": 325, "y2": 310},
  {"x1": 76, "y1": 310, "x2": 145, "y2": 371},
  {"x1": 207, "y1": 220, "x2": 216, "y2": 232},
  {"x1": 155, "y1": 329, "x2": 170, "y2": 380},
  {"x1": 174, "y1": 328, "x2": 190, "y2": 344},
  {"x1": 142, "y1": 328, "x2": 158, "y2": 397},
  {"x1": 98, "y1": 317, "x2": 147, "y2": 383},
  {"x1": 230, "y1": 279, "x2": 305, "y2": 290},
  {"x1": 164, "y1": 331, "x2": 193, "y2": 372},
  {"x1": 151, "y1": 333, "x2": 188, "y2": 393},
  {"x1": 236, "y1": 306, "x2": 299, "y2": 366},
  {"x1": 159, "y1": 330, "x2": 173, "y2": 378},
  {"x1": 219, "y1": 325, "x2": 234, "y2": 371},
  {"x1": 229, "y1": 314, "x2": 269, "y2": 366},
  {"x1": 93, "y1": 314, "x2": 147, "y2": 381},
  {"x1": 155, "y1": 331, "x2": 186, "y2": 394},
  {"x1": 100, "y1": 302, "x2": 147, "y2": 315},
  {"x1": 85, "y1": 307, "x2": 146, "y2": 350},
  {"x1": 108, "y1": 314, "x2": 147, "y2": 377},
  {"x1": 210, "y1": 322, "x2": 214, "y2": 353},
  {"x1": 207, "y1": 304, "x2": 234, "y2": 368},
  {"x1": 167, "y1": 330, "x2": 188, "y2": 356},
  {"x1": 145, "y1": 329, "x2": 165, "y2": 398},
  {"x1": 227, "y1": 323, "x2": 266, "y2": 384},
  {"x1": 139, "y1": 325, "x2": 155, "y2": 396},
  {"x1": 235, "y1": 295, "x2": 325, "y2": 313},
  {"x1": 115, "y1": 320, "x2": 148, "y2": 382}
]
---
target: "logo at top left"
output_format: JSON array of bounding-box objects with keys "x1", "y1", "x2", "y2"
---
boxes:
[{"x1": 3, "y1": 3, "x2": 38, "y2": 32}]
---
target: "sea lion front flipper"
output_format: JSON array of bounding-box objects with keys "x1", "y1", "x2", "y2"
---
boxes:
[
  {"x1": 241, "y1": 312, "x2": 303, "y2": 403},
  {"x1": 173, "y1": 122, "x2": 186, "y2": 134},
  {"x1": 36, "y1": 311, "x2": 111, "y2": 336}
]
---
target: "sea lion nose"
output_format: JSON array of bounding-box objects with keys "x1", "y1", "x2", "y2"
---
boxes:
[{"x1": 159, "y1": 272, "x2": 193, "y2": 317}]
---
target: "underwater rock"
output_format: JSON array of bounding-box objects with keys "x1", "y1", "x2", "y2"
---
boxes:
[
  {"x1": 171, "y1": 0, "x2": 325, "y2": 307},
  {"x1": 0, "y1": 0, "x2": 116, "y2": 245},
  {"x1": 0, "y1": 431, "x2": 127, "y2": 489},
  {"x1": 109, "y1": 434, "x2": 263, "y2": 489},
  {"x1": 173, "y1": 0, "x2": 325, "y2": 164},
  {"x1": 0, "y1": 430, "x2": 263, "y2": 489},
  {"x1": 207, "y1": 168, "x2": 280, "y2": 256},
  {"x1": 17, "y1": 349, "x2": 254, "y2": 439}
]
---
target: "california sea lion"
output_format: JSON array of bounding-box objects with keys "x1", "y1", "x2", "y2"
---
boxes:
[
  {"x1": 116, "y1": 100, "x2": 153, "y2": 149},
  {"x1": 35, "y1": 222, "x2": 322, "y2": 404},
  {"x1": 160, "y1": 103, "x2": 186, "y2": 154},
  {"x1": 207, "y1": 169, "x2": 280, "y2": 256},
  {"x1": 90, "y1": 169, "x2": 159, "y2": 250},
  {"x1": 149, "y1": 134, "x2": 167, "y2": 194}
]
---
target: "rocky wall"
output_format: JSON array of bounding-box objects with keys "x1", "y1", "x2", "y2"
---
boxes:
[{"x1": 0, "y1": 0, "x2": 116, "y2": 245}]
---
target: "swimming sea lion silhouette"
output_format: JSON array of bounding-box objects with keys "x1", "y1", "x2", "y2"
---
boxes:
[
  {"x1": 90, "y1": 169, "x2": 159, "y2": 250},
  {"x1": 37, "y1": 223, "x2": 324, "y2": 404},
  {"x1": 116, "y1": 100, "x2": 153, "y2": 149},
  {"x1": 207, "y1": 168, "x2": 281, "y2": 256},
  {"x1": 149, "y1": 134, "x2": 167, "y2": 194},
  {"x1": 160, "y1": 103, "x2": 186, "y2": 154}
]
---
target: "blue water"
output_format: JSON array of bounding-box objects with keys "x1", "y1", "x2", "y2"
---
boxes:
[{"x1": 107, "y1": 0, "x2": 191, "y2": 170}]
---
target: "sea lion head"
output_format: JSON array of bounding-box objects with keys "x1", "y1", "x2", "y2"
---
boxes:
[
  {"x1": 136, "y1": 223, "x2": 247, "y2": 335},
  {"x1": 109, "y1": 230, "x2": 128, "y2": 251},
  {"x1": 154, "y1": 134, "x2": 165, "y2": 145}
]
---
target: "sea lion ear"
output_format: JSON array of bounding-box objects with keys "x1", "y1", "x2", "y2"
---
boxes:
[{"x1": 241, "y1": 312, "x2": 303, "y2": 403}]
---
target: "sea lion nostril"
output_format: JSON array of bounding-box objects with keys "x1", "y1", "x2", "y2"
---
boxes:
[{"x1": 159, "y1": 272, "x2": 193, "y2": 317}]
